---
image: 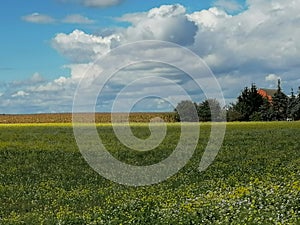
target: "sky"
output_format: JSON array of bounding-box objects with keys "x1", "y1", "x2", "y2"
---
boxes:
[{"x1": 0, "y1": 0, "x2": 299, "y2": 113}]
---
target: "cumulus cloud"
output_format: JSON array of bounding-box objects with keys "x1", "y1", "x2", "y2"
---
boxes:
[
  {"x1": 188, "y1": 7, "x2": 230, "y2": 30},
  {"x1": 22, "y1": 13, "x2": 56, "y2": 24},
  {"x1": 52, "y1": 30, "x2": 120, "y2": 63},
  {"x1": 62, "y1": 14, "x2": 95, "y2": 24},
  {"x1": 188, "y1": 0, "x2": 300, "y2": 90},
  {"x1": 121, "y1": 4, "x2": 198, "y2": 45},
  {"x1": 52, "y1": 4, "x2": 198, "y2": 64},
  {"x1": 47, "y1": 1, "x2": 300, "y2": 111}
]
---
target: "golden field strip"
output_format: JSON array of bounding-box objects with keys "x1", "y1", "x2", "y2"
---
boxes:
[{"x1": 0, "y1": 112, "x2": 176, "y2": 124}]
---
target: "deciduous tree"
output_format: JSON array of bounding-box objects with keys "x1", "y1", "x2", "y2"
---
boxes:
[{"x1": 174, "y1": 100, "x2": 198, "y2": 122}]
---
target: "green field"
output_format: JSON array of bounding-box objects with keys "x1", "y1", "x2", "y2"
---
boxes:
[{"x1": 0, "y1": 122, "x2": 299, "y2": 224}]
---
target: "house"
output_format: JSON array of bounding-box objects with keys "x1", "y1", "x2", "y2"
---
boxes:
[{"x1": 257, "y1": 88, "x2": 277, "y2": 102}]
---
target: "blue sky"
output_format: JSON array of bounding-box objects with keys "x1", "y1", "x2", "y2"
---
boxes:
[
  {"x1": 1, "y1": 0, "x2": 299, "y2": 113},
  {"x1": 1, "y1": 0, "x2": 218, "y2": 82}
]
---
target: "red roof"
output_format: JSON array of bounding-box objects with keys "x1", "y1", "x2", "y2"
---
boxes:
[{"x1": 258, "y1": 88, "x2": 277, "y2": 102}]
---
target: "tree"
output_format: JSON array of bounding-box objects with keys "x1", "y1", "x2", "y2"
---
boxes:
[
  {"x1": 227, "y1": 104, "x2": 243, "y2": 122},
  {"x1": 287, "y1": 88, "x2": 297, "y2": 119},
  {"x1": 270, "y1": 79, "x2": 288, "y2": 121},
  {"x1": 174, "y1": 100, "x2": 198, "y2": 122},
  {"x1": 290, "y1": 86, "x2": 300, "y2": 120},
  {"x1": 257, "y1": 98, "x2": 273, "y2": 121},
  {"x1": 197, "y1": 99, "x2": 222, "y2": 122},
  {"x1": 232, "y1": 83, "x2": 264, "y2": 121}
]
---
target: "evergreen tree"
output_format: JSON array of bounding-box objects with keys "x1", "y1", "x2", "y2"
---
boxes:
[
  {"x1": 290, "y1": 86, "x2": 300, "y2": 120},
  {"x1": 258, "y1": 98, "x2": 273, "y2": 121},
  {"x1": 198, "y1": 99, "x2": 222, "y2": 122},
  {"x1": 287, "y1": 88, "x2": 297, "y2": 119},
  {"x1": 233, "y1": 84, "x2": 264, "y2": 121},
  {"x1": 270, "y1": 79, "x2": 288, "y2": 120}
]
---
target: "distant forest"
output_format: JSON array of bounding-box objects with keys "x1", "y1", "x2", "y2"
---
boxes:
[{"x1": 175, "y1": 80, "x2": 300, "y2": 122}]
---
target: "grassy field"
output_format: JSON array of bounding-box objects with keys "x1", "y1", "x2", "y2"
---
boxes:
[{"x1": 0, "y1": 122, "x2": 299, "y2": 224}]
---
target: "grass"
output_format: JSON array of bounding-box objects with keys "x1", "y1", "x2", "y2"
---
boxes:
[{"x1": 0, "y1": 122, "x2": 299, "y2": 224}]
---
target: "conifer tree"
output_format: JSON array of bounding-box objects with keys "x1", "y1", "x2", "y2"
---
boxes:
[
  {"x1": 233, "y1": 83, "x2": 264, "y2": 121},
  {"x1": 271, "y1": 79, "x2": 288, "y2": 120}
]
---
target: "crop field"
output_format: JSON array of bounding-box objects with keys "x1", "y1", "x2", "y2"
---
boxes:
[
  {"x1": 0, "y1": 113, "x2": 177, "y2": 124},
  {"x1": 0, "y1": 122, "x2": 300, "y2": 224}
]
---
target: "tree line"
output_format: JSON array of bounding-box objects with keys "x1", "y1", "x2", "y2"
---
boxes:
[{"x1": 175, "y1": 80, "x2": 300, "y2": 122}]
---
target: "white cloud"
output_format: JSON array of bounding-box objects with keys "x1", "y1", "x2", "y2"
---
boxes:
[
  {"x1": 52, "y1": 5, "x2": 198, "y2": 65},
  {"x1": 48, "y1": 2, "x2": 300, "y2": 111},
  {"x1": 52, "y1": 29, "x2": 120, "y2": 63},
  {"x1": 12, "y1": 91, "x2": 29, "y2": 98},
  {"x1": 189, "y1": 0, "x2": 300, "y2": 85},
  {"x1": 22, "y1": 13, "x2": 55, "y2": 24},
  {"x1": 52, "y1": 4, "x2": 198, "y2": 65},
  {"x1": 148, "y1": 4, "x2": 186, "y2": 18},
  {"x1": 64, "y1": 63, "x2": 103, "y2": 81},
  {"x1": 188, "y1": 7, "x2": 230, "y2": 30},
  {"x1": 122, "y1": 4, "x2": 198, "y2": 45},
  {"x1": 265, "y1": 74, "x2": 281, "y2": 84},
  {"x1": 62, "y1": 14, "x2": 95, "y2": 24},
  {"x1": 54, "y1": 76, "x2": 68, "y2": 85}
]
